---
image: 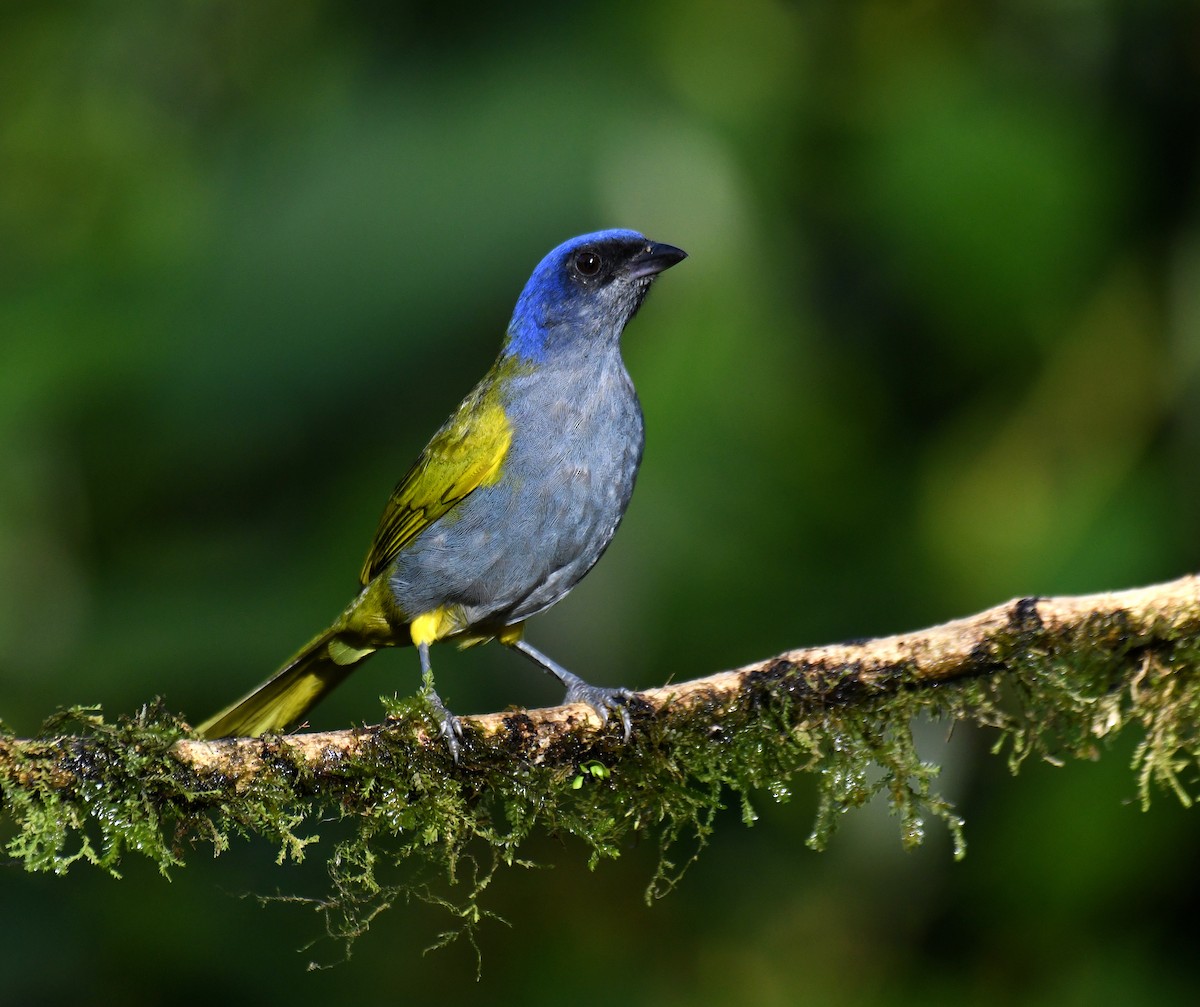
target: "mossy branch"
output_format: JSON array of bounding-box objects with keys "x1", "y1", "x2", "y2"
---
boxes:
[{"x1": 3, "y1": 575, "x2": 1200, "y2": 956}]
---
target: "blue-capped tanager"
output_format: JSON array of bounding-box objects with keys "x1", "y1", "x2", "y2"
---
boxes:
[{"x1": 197, "y1": 229, "x2": 686, "y2": 754}]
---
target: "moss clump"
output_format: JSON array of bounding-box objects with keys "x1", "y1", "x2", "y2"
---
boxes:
[
  {"x1": 2, "y1": 703, "x2": 192, "y2": 876},
  {"x1": 2, "y1": 607, "x2": 1199, "y2": 961}
]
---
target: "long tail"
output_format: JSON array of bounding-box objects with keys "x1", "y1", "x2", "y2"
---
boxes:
[{"x1": 197, "y1": 626, "x2": 376, "y2": 739}]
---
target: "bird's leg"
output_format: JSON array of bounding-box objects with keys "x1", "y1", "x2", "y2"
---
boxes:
[
  {"x1": 506, "y1": 637, "x2": 633, "y2": 740},
  {"x1": 418, "y1": 641, "x2": 462, "y2": 761}
]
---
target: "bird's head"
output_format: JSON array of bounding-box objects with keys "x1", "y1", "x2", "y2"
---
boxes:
[{"x1": 504, "y1": 229, "x2": 687, "y2": 363}]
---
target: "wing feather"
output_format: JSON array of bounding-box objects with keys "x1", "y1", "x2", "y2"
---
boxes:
[{"x1": 358, "y1": 380, "x2": 513, "y2": 585}]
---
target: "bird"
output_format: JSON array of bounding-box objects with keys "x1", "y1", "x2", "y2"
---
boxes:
[{"x1": 197, "y1": 229, "x2": 687, "y2": 757}]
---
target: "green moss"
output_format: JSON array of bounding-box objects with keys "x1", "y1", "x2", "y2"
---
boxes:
[{"x1": 2, "y1": 616, "x2": 1198, "y2": 960}]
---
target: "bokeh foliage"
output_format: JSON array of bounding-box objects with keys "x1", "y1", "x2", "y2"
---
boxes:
[{"x1": 2, "y1": 1, "x2": 1198, "y2": 1004}]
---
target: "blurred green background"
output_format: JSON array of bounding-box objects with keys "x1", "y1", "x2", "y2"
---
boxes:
[{"x1": 3, "y1": 1, "x2": 1199, "y2": 1004}]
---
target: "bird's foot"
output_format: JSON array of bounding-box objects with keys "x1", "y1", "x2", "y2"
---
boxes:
[
  {"x1": 561, "y1": 677, "x2": 634, "y2": 741},
  {"x1": 423, "y1": 687, "x2": 463, "y2": 763},
  {"x1": 505, "y1": 636, "x2": 636, "y2": 741}
]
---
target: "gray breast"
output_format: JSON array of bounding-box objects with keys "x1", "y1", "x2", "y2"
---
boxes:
[{"x1": 389, "y1": 348, "x2": 645, "y2": 629}]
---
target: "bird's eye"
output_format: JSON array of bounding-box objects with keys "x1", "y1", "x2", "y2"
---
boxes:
[{"x1": 574, "y1": 250, "x2": 602, "y2": 276}]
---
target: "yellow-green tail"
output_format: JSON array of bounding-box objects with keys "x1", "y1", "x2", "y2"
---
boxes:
[{"x1": 197, "y1": 626, "x2": 375, "y2": 739}]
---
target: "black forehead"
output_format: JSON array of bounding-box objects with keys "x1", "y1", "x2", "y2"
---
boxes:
[{"x1": 570, "y1": 235, "x2": 647, "y2": 260}]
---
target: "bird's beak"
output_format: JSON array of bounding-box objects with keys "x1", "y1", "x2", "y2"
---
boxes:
[{"x1": 626, "y1": 241, "x2": 688, "y2": 280}]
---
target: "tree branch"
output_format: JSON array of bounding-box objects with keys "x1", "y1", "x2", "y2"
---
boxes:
[
  {"x1": 3, "y1": 574, "x2": 1198, "y2": 949},
  {"x1": 159, "y1": 573, "x2": 1199, "y2": 777}
]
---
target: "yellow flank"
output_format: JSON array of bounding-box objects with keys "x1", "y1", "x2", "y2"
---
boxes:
[
  {"x1": 358, "y1": 382, "x2": 515, "y2": 586},
  {"x1": 497, "y1": 623, "x2": 524, "y2": 645},
  {"x1": 410, "y1": 606, "x2": 464, "y2": 647}
]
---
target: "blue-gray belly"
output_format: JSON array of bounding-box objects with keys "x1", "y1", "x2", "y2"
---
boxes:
[{"x1": 388, "y1": 357, "x2": 644, "y2": 629}]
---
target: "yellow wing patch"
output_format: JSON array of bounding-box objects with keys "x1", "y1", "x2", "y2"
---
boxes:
[{"x1": 358, "y1": 382, "x2": 513, "y2": 585}]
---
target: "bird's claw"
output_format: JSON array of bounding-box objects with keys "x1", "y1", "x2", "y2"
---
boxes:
[
  {"x1": 439, "y1": 713, "x2": 463, "y2": 763},
  {"x1": 424, "y1": 688, "x2": 463, "y2": 763},
  {"x1": 562, "y1": 682, "x2": 635, "y2": 741}
]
